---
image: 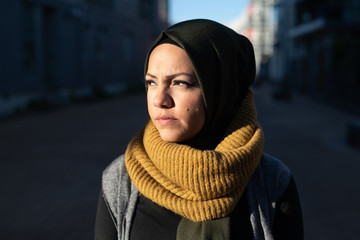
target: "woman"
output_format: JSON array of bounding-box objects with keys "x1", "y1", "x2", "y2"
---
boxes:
[{"x1": 95, "y1": 19, "x2": 303, "y2": 240}]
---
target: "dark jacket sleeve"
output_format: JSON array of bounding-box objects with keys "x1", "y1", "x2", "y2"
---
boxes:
[
  {"x1": 272, "y1": 177, "x2": 304, "y2": 240},
  {"x1": 94, "y1": 190, "x2": 117, "y2": 240}
]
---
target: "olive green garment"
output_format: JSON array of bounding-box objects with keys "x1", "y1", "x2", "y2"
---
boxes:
[{"x1": 177, "y1": 217, "x2": 231, "y2": 240}]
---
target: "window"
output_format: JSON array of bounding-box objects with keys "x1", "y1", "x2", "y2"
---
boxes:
[
  {"x1": 139, "y1": 0, "x2": 155, "y2": 20},
  {"x1": 122, "y1": 34, "x2": 133, "y2": 61},
  {"x1": 22, "y1": 2, "x2": 36, "y2": 75},
  {"x1": 86, "y1": 0, "x2": 113, "y2": 8},
  {"x1": 94, "y1": 27, "x2": 108, "y2": 60},
  {"x1": 157, "y1": 0, "x2": 167, "y2": 22}
]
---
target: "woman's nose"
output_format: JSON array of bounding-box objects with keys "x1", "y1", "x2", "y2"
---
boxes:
[{"x1": 153, "y1": 87, "x2": 174, "y2": 108}]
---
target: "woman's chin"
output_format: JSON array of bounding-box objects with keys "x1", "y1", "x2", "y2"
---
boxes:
[
  {"x1": 159, "y1": 130, "x2": 188, "y2": 143},
  {"x1": 159, "y1": 134, "x2": 181, "y2": 143}
]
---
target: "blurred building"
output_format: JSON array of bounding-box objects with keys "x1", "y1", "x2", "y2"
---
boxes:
[
  {"x1": 269, "y1": 0, "x2": 360, "y2": 108},
  {"x1": 228, "y1": 0, "x2": 276, "y2": 78},
  {"x1": 0, "y1": 0, "x2": 168, "y2": 115}
]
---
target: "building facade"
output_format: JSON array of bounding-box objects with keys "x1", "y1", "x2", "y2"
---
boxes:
[
  {"x1": 269, "y1": 0, "x2": 360, "y2": 108},
  {"x1": 228, "y1": 0, "x2": 276, "y2": 78},
  {"x1": 0, "y1": 0, "x2": 168, "y2": 115}
]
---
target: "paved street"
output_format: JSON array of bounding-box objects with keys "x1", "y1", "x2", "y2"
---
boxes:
[
  {"x1": 0, "y1": 94, "x2": 148, "y2": 239},
  {"x1": 1, "y1": 85, "x2": 359, "y2": 239},
  {"x1": 254, "y1": 85, "x2": 360, "y2": 240}
]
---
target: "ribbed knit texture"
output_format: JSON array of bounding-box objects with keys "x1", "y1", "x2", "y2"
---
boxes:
[{"x1": 125, "y1": 91, "x2": 264, "y2": 222}]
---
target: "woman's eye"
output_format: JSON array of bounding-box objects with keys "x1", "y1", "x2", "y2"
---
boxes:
[
  {"x1": 173, "y1": 80, "x2": 192, "y2": 86},
  {"x1": 145, "y1": 80, "x2": 156, "y2": 86}
]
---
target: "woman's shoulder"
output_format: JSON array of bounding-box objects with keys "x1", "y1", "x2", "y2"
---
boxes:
[
  {"x1": 102, "y1": 154, "x2": 133, "y2": 215},
  {"x1": 101, "y1": 154, "x2": 139, "y2": 237},
  {"x1": 246, "y1": 154, "x2": 302, "y2": 239},
  {"x1": 102, "y1": 154, "x2": 127, "y2": 188},
  {"x1": 248, "y1": 153, "x2": 292, "y2": 201},
  {"x1": 259, "y1": 153, "x2": 292, "y2": 183}
]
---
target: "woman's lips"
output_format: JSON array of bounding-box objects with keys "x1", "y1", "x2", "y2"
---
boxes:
[{"x1": 156, "y1": 116, "x2": 177, "y2": 126}]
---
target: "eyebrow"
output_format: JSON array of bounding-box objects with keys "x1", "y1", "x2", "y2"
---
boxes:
[{"x1": 146, "y1": 72, "x2": 196, "y2": 80}]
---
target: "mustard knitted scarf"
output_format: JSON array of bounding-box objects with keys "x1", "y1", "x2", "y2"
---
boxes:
[{"x1": 125, "y1": 91, "x2": 264, "y2": 222}]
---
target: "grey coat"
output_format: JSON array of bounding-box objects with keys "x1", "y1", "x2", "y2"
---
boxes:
[{"x1": 101, "y1": 153, "x2": 291, "y2": 240}]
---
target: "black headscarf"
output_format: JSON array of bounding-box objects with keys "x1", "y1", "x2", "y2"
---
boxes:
[{"x1": 144, "y1": 19, "x2": 256, "y2": 149}]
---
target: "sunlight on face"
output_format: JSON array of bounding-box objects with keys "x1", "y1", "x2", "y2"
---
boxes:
[{"x1": 146, "y1": 43, "x2": 206, "y2": 142}]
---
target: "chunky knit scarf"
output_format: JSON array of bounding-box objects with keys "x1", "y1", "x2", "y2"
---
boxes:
[{"x1": 125, "y1": 91, "x2": 264, "y2": 222}]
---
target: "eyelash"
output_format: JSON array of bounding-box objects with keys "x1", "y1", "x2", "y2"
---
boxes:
[
  {"x1": 145, "y1": 80, "x2": 194, "y2": 87},
  {"x1": 173, "y1": 80, "x2": 193, "y2": 86},
  {"x1": 145, "y1": 80, "x2": 156, "y2": 86}
]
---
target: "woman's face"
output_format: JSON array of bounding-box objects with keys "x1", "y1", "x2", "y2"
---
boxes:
[{"x1": 146, "y1": 43, "x2": 206, "y2": 142}]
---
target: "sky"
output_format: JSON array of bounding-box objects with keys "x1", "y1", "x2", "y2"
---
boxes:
[{"x1": 168, "y1": 0, "x2": 249, "y2": 25}]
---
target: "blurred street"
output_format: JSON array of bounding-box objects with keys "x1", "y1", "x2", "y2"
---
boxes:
[
  {"x1": 1, "y1": 84, "x2": 359, "y2": 240},
  {"x1": 255, "y1": 85, "x2": 360, "y2": 240}
]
